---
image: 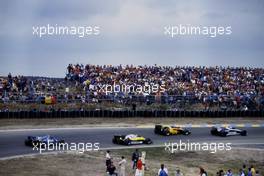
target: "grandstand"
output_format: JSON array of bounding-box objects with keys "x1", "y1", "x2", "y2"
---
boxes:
[{"x1": 0, "y1": 64, "x2": 264, "y2": 112}]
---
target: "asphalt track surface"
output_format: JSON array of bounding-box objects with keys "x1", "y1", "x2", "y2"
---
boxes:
[{"x1": 0, "y1": 127, "x2": 264, "y2": 158}]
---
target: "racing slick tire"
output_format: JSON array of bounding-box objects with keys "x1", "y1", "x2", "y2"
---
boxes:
[
  {"x1": 183, "y1": 130, "x2": 191, "y2": 135},
  {"x1": 144, "y1": 138, "x2": 153, "y2": 145},
  {"x1": 25, "y1": 140, "x2": 32, "y2": 146},
  {"x1": 211, "y1": 130, "x2": 216, "y2": 136},
  {"x1": 112, "y1": 138, "x2": 118, "y2": 144}
]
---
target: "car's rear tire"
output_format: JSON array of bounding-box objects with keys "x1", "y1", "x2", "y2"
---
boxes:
[
  {"x1": 184, "y1": 131, "x2": 191, "y2": 135},
  {"x1": 25, "y1": 140, "x2": 32, "y2": 146},
  {"x1": 112, "y1": 138, "x2": 117, "y2": 144},
  {"x1": 211, "y1": 128, "x2": 217, "y2": 136},
  {"x1": 145, "y1": 138, "x2": 152, "y2": 145},
  {"x1": 182, "y1": 130, "x2": 191, "y2": 135}
]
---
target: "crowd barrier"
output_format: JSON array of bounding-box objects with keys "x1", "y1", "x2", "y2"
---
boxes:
[{"x1": 0, "y1": 110, "x2": 263, "y2": 118}]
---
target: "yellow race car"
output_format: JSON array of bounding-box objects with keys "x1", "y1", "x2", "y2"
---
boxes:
[
  {"x1": 112, "y1": 134, "x2": 152, "y2": 145},
  {"x1": 154, "y1": 125, "x2": 191, "y2": 136}
]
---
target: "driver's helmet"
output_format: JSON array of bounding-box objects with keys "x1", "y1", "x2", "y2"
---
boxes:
[{"x1": 125, "y1": 134, "x2": 137, "y2": 139}]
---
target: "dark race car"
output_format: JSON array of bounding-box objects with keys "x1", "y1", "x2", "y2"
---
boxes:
[
  {"x1": 112, "y1": 134, "x2": 152, "y2": 145},
  {"x1": 25, "y1": 135, "x2": 65, "y2": 147},
  {"x1": 154, "y1": 124, "x2": 191, "y2": 136},
  {"x1": 211, "y1": 126, "x2": 247, "y2": 137}
]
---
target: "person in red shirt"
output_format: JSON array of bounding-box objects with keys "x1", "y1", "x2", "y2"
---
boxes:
[
  {"x1": 137, "y1": 158, "x2": 143, "y2": 170},
  {"x1": 135, "y1": 157, "x2": 143, "y2": 176}
]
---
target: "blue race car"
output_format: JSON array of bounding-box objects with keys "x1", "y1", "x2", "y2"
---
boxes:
[{"x1": 25, "y1": 135, "x2": 65, "y2": 147}]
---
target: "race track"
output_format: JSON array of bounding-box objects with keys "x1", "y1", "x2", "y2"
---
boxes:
[{"x1": 0, "y1": 127, "x2": 264, "y2": 158}]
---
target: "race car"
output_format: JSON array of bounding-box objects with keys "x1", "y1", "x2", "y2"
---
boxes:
[
  {"x1": 211, "y1": 126, "x2": 247, "y2": 137},
  {"x1": 112, "y1": 134, "x2": 152, "y2": 145},
  {"x1": 154, "y1": 125, "x2": 191, "y2": 136},
  {"x1": 25, "y1": 135, "x2": 65, "y2": 147}
]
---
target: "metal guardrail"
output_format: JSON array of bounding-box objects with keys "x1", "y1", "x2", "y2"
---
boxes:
[{"x1": 0, "y1": 110, "x2": 263, "y2": 118}]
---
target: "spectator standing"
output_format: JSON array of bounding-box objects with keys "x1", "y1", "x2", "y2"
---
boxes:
[
  {"x1": 242, "y1": 165, "x2": 248, "y2": 176},
  {"x1": 158, "y1": 164, "x2": 168, "y2": 176},
  {"x1": 199, "y1": 167, "x2": 207, "y2": 176},
  {"x1": 226, "y1": 169, "x2": 233, "y2": 176},
  {"x1": 135, "y1": 157, "x2": 143, "y2": 176},
  {"x1": 118, "y1": 156, "x2": 126, "y2": 176},
  {"x1": 250, "y1": 165, "x2": 256, "y2": 176},
  {"x1": 132, "y1": 149, "x2": 140, "y2": 169},
  {"x1": 107, "y1": 161, "x2": 118, "y2": 176},
  {"x1": 175, "y1": 169, "x2": 183, "y2": 176},
  {"x1": 239, "y1": 169, "x2": 245, "y2": 176},
  {"x1": 106, "y1": 150, "x2": 111, "y2": 167},
  {"x1": 248, "y1": 168, "x2": 253, "y2": 176},
  {"x1": 217, "y1": 170, "x2": 224, "y2": 176}
]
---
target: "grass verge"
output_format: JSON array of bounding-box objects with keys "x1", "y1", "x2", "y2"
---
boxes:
[{"x1": 0, "y1": 147, "x2": 263, "y2": 176}]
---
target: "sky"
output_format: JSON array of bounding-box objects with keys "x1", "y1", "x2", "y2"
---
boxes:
[{"x1": 0, "y1": 0, "x2": 264, "y2": 77}]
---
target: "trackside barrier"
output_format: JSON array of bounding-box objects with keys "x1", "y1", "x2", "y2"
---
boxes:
[{"x1": 0, "y1": 110, "x2": 263, "y2": 119}]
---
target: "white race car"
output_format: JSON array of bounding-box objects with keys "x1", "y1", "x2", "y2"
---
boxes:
[{"x1": 211, "y1": 126, "x2": 247, "y2": 137}]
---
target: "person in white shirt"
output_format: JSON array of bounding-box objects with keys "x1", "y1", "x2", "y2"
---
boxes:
[
  {"x1": 118, "y1": 156, "x2": 127, "y2": 176},
  {"x1": 239, "y1": 169, "x2": 245, "y2": 176},
  {"x1": 105, "y1": 150, "x2": 111, "y2": 167},
  {"x1": 158, "y1": 164, "x2": 168, "y2": 176}
]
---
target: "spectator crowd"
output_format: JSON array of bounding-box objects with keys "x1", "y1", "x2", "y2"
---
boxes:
[
  {"x1": 104, "y1": 149, "x2": 261, "y2": 176},
  {"x1": 66, "y1": 64, "x2": 264, "y2": 110},
  {"x1": 1, "y1": 64, "x2": 264, "y2": 111},
  {"x1": 215, "y1": 164, "x2": 261, "y2": 176}
]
